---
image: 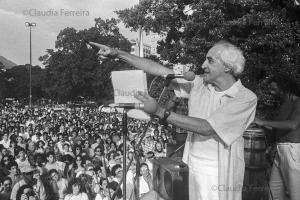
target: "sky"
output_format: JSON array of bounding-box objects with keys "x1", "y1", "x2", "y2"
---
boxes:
[{"x1": 0, "y1": 0, "x2": 142, "y2": 66}]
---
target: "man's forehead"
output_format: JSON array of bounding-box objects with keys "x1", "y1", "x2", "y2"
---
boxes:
[{"x1": 207, "y1": 45, "x2": 224, "y2": 58}]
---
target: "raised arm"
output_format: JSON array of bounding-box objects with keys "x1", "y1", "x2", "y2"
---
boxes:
[{"x1": 89, "y1": 42, "x2": 173, "y2": 76}]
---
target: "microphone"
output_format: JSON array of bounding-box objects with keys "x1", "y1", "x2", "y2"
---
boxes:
[
  {"x1": 109, "y1": 100, "x2": 158, "y2": 114},
  {"x1": 162, "y1": 71, "x2": 195, "y2": 81}
]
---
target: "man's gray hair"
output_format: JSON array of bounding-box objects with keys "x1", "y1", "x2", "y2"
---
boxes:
[{"x1": 215, "y1": 40, "x2": 245, "y2": 77}]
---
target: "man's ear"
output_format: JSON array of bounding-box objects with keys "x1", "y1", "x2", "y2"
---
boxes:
[{"x1": 224, "y1": 66, "x2": 232, "y2": 73}]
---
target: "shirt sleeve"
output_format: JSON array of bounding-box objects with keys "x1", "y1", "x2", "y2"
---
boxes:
[{"x1": 206, "y1": 94, "x2": 257, "y2": 147}]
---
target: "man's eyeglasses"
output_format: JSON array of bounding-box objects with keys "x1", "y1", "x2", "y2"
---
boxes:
[{"x1": 88, "y1": 168, "x2": 94, "y2": 171}]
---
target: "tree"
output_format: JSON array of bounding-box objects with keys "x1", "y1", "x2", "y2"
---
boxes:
[
  {"x1": 0, "y1": 61, "x2": 9, "y2": 100},
  {"x1": 116, "y1": 0, "x2": 300, "y2": 116},
  {"x1": 5, "y1": 65, "x2": 45, "y2": 101},
  {"x1": 39, "y1": 18, "x2": 133, "y2": 102}
]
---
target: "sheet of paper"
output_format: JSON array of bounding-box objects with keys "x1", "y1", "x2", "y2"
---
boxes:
[
  {"x1": 111, "y1": 70, "x2": 148, "y2": 103},
  {"x1": 111, "y1": 70, "x2": 150, "y2": 120}
]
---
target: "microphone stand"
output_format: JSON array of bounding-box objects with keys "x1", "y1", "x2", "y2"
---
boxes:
[
  {"x1": 111, "y1": 114, "x2": 152, "y2": 200},
  {"x1": 111, "y1": 75, "x2": 177, "y2": 200},
  {"x1": 122, "y1": 109, "x2": 127, "y2": 200}
]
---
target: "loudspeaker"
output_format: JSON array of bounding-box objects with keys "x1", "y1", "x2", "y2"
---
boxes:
[{"x1": 152, "y1": 158, "x2": 189, "y2": 200}]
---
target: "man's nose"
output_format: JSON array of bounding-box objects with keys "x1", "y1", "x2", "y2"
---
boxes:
[{"x1": 201, "y1": 60, "x2": 207, "y2": 69}]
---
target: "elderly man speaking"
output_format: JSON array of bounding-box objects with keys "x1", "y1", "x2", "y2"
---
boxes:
[{"x1": 90, "y1": 40, "x2": 257, "y2": 200}]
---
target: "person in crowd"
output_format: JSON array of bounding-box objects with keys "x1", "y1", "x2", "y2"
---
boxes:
[
  {"x1": 31, "y1": 132, "x2": 41, "y2": 143},
  {"x1": 7, "y1": 162, "x2": 21, "y2": 186},
  {"x1": 15, "y1": 184, "x2": 35, "y2": 200},
  {"x1": 106, "y1": 181, "x2": 123, "y2": 200},
  {"x1": 142, "y1": 135, "x2": 155, "y2": 155},
  {"x1": 44, "y1": 151, "x2": 65, "y2": 174},
  {"x1": 72, "y1": 145, "x2": 83, "y2": 157},
  {"x1": 92, "y1": 145, "x2": 107, "y2": 169},
  {"x1": 138, "y1": 163, "x2": 153, "y2": 198},
  {"x1": 16, "y1": 136, "x2": 26, "y2": 150},
  {"x1": 10, "y1": 166, "x2": 35, "y2": 200},
  {"x1": 56, "y1": 134, "x2": 66, "y2": 154},
  {"x1": 26, "y1": 141, "x2": 36, "y2": 155},
  {"x1": 0, "y1": 177, "x2": 12, "y2": 200},
  {"x1": 15, "y1": 148, "x2": 31, "y2": 173},
  {"x1": 76, "y1": 163, "x2": 96, "y2": 200},
  {"x1": 90, "y1": 40, "x2": 257, "y2": 200},
  {"x1": 46, "y1": 140, "x2": 55, "y2": 153},
  {"x1": 73, "y1": 155, "x2": 85, "y2": 175},
  {"x1": 82, "y1": 140, "x2": 92, "y2": 158},
  {"x1": 64, "y1": 178, "x2": 89, "y2": 200},
  {"x1": 154, "y1": 141, "x2": 166, "y2": 158},
  {"x1": 9, "y1": 140, "x2": 17, "y2": 157},
  {"x1": 32, "y1": 169, "x2": 46, "y2": 200},
  {"x1": 0, "y1": 132, "x2": 11, "y2": 149},
  {"x1": 254, "y1": 75, "x2": 300, "y2": 200},
  {"x1": 49, "y1": 169, "x2": 68, "y2": 200},
  {"x1": 35, "y1": 141, "x2": 46, "y2": 154},
  {"x1": 1, "y1": 155, "x2": 11, "y2": 174},
  {"x1": 62, "y1": 143, "x2": 75, "y2": 158}
]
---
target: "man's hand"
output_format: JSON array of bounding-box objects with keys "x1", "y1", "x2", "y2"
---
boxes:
[
  {"x1": 253, "y1": 117, "x2": 265, "y2": 127},
  {"x1": 135, "y1": 91, "x2": 164, "y2": 118},
  {"x1": 89, "y1": 42, "x2": 118, "y2": 59}
]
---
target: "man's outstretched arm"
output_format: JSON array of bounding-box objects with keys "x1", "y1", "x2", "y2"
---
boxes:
[{"x1": 89, "y1": 42, "x2": 173, "y2": 76}]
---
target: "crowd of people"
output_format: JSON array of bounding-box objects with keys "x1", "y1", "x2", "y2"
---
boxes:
[{"x1": 0, "y1": 101, "x2": 173, "y2": 200}]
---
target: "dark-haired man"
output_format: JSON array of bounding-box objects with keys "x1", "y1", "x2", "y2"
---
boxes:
[{"x1": 254, "y1": 75, "x2": 300, "y2": 200}]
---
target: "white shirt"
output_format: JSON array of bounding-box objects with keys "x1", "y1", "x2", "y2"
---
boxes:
[
  {"x1": 139, "y1": 176, "x2": 150, "y2": 196},
  {"x1": 175, "y1": 75, "x2": 257, "y2": 200},
  {"x1": 16, "y1": 158, "x2": 31, "y2": 173}
]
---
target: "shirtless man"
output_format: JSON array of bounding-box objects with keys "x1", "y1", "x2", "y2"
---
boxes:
[{"x1": 254, "y1": 75, "x2": 300, "y2": 200}]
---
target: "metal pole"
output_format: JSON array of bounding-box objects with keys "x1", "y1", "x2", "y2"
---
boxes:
[
  {"x1": 122, "y1": 110, "x2": 127, "y2": 200},
  {"x1": 29, "y1": 26, "x2": 32, "y2": 108}
]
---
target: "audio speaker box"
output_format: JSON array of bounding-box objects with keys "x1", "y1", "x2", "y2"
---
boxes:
[{"x1": 152, "y1": 157, "x2": 189, "y2": 200}]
